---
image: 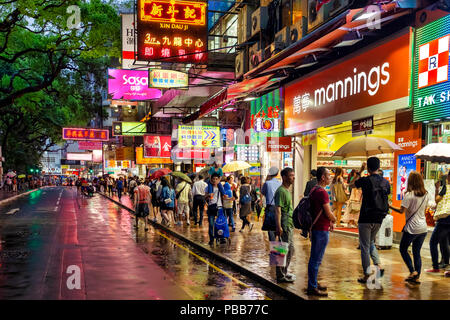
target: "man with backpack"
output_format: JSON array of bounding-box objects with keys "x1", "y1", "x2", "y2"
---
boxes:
[
  {"x1": 354, "y1": 157, "x2": 390, "y2": 284},
  {"x1": 176, "y1": 179, "x2": 191, "y2": 226},
  {"x1": 272, "y1": 167, "x2": 295, "y2": 283},
  {"x1": 117, "y1": 177, "x2": 124, "y2": 200},
  {"x1": 307, "y1": 167, "x2": 336, "y2": 296},
  {"x1": 205, "y1": 173, "x2": 227, "y2": 245}
]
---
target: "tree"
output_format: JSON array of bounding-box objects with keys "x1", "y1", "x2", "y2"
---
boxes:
[{"x1": 0, "y1": 0, "x2": 121, "y2": 172}]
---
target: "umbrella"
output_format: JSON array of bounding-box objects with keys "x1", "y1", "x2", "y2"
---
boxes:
[
  {"x1": 18, "y1": 174, "x2": 26, "y2": 178},
  {"x1": 222, "y1": 161, "x2": 252, "y2": 172},
  {"x1": 149, "y1": 168, "x2": 171, "y2": 180},
  {"x1": 333, "y1": 136, "x2": 403, "y2": 158},
  {"x1": 415, "y1": 143, "x2": 450, "y2": 163},
  {"x1": 199, "y1": 166, "x2": 210, "y2": 177},
  {"x1": 149, "y1": 167, "x2": 164, "y2": 174},
  {"x1": 171, "y1": 171, "x2": 192, "y2": 183},
  {"x1": 6, "y1": 172, "x2": 16, "y2": 178}
]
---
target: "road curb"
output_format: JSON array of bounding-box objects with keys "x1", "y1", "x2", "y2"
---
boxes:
[
  {"x1": 0, "y1": 187, "x2": 43, "y2": 206},
  {"x1": 99, "y1": 192, "x2": 305, "y2": 300}
]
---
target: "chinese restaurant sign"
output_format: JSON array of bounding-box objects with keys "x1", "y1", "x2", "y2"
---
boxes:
[
  {"x1": 412, "y1": 15, "x2": 450, "y2": 122},
  {"x1": 250, "y1": 88, "x2": 282, "y2": 144},
  {"x1": 137, "y1": 0, "x2": 208, "y2": 63},
  {"x1": 113, "y1": 121, "x2": 147, "y2": 136},
  {"x1": 108, "y1": 69, "x2": 162, "y2": 101},
  {"x1": 149, "y1": 69, "x2": 188, "y2": 89},
  {"x1": 285, "y1": 32, "x2": 410, "y2": 135},
  {"x1": 144, "y1": 135, "x2": 172, "y2": 158},
  {"x1": 178, "y1": 125, "x2": 220, "y2": 148},
  {"x1": 78, "y1": 141, "x2": 103, "y2": 150},
  {"x1": 62, "y1": 128, "x2": 109, "y2": 142}
]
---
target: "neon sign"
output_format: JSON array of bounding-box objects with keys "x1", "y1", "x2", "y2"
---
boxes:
[
  {"x1": 62, "y1": 128, "x2": 109, "y2": 142},
  {"x1": 137, "y1": 0, "x2": 207, "y2": 63}
]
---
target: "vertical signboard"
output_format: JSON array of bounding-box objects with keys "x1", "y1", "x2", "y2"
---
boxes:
[
  {"x1": 143, "y1": 135, "x2": 172, "y2": 158},
  {"x1": 250, "y1": 88, "x2": 283, "y2": 144},
  {"x1": 137, "y1": 0, "x2": 208, "y2": 63}
]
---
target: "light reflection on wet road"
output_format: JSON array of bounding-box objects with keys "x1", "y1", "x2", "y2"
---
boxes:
[{"x1": 0, "y1": 187, "x2": 284, "y2": 300}]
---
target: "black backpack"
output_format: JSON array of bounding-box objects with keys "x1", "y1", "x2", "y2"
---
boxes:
[
  {"x1": 292, "y1": 186, "x2": 322, "y2": 238},
  {"x1": 369, "y1": 175, "x2": 389, "y2": 215}
]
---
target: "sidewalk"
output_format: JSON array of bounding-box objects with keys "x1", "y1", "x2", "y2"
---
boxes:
[
  {"x1": 0, "y1": 187, "x2": 42, "y2": 205},
  {"x1": 102, "y1": 192, "x2": 450, "y2": 300}
]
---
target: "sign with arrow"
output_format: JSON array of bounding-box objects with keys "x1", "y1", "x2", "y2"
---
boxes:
[{"x1": 178, "y1": 125, "x2": 220, "y2": 149}]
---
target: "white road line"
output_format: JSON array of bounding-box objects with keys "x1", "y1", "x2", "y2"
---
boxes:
[{"x1": 5, "y1": 208, "x2": 20, "y2": 215}]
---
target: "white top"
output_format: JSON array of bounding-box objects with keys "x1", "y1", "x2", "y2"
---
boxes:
[
  {"x1": 401, "y1": 192, "x2": 433, "y2": 234},
  {"x1": 207, "y1": 186, "x2": 222, "y2": 208},
  {"x1": 192, "y1": 180, "x2": 208, "y2": 196}
]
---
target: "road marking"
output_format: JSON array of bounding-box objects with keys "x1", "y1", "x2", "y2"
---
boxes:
[
  {"x1": 5, "y1": 208, "x2": 20, "y2": 215},
  {"x1": 156, "y1": 231, "x2": 271, "y2": 300}
]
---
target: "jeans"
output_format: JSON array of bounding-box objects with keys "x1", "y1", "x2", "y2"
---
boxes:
[
  {"x1": 268, "y1": 228, "x2": 294, "y2": 280},
  {"x1": 117, "y1": 188, "x2": 122, "y2": 199},
  {"x1": 224, "y1": 208, "x2": 235, "y2": 229},
  {"x1": 240, "y1": 216, "x2": 251, "y2": 230},
  {"x1": 430, "y1": 223, "x2": 450, "y2": 269},
  {"x1": 307, "y1": 230, "x2": 329, "y2": 290},
  {"x1": 399, "y1": 231, "x2": 427, "y2": 274},
  {"x1": 358, "y1": 223, "x2": 381, "y2": 275},
  {"x1": 193, "y1": 195, "x2": 205, "y2": 225},
  {"x1": 208, "y1": 215, "x2": 216, "y2": 243}
]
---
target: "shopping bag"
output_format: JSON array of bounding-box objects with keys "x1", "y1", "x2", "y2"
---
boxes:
[{"x1": 269, "y1": 241, "x2": 289, "y2": 267}]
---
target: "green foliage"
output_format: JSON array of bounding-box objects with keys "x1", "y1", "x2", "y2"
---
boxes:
[{"x1": 0, "y1": 0, "x2": 121, "y2": 172}]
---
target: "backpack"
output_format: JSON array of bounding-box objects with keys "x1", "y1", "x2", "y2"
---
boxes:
[
  {"x1": 292, "y1": 186, "x2": 323, "y2": 238},
  {"x1": 240, "y1": 186, "x2": 251, "y2": 204},
  {"x1": 369, "y1": 175, "x2": 389, "y2": 215},
  {"x1": 214, "y1": 208, "x2": 230, "y2": 240}
]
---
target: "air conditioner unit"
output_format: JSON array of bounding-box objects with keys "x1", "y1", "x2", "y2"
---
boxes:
[
  {"x1": 264, "y1": 41, "x2": 284, "y2": 61},
  {"x1": 307, "y1": 0, "x2": 325, "y2": 32},
  {"x1": 251, "y1": 6, "x2": 269, "y2": 38},
  {"x1": 248, "y1": 42, "x2": 262, "y2": 71},
  {"x1": 238, "y1": 5, "x2": 255, "y2": 44},
  {"x1": 290, "y1": 17, "x2": 307, "y2": 44},
  {"x1": 235, "y1": 49, "x2": 248, "y2": 79},
  {"x1": 324, "y1": 0, "x2": 350, "y2": 18},
  {"x1": 274, "y1": 26, "x2": 290, "y2": 48}
]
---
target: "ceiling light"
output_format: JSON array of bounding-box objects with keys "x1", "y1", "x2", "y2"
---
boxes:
[
  {"x1": 334, "y1": 31, "x2": 363, "y2": 48},
  {"x1": 244, "y1": 96, "x2": 257, "y2": 101},
  {"x1": 295, "y1": 54, "x2": 318, "y2": 69}
]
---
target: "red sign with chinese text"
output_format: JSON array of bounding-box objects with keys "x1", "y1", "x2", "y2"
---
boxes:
[
  {"x1": 62, "y1": 128, "x2": 109, "y2": 142},
  {"x1": 137, "y1": 0, "x2": 207, "y2": 63}
]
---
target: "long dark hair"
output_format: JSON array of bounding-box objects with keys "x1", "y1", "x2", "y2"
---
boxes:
[{"x1": 333, "y1": 167, "x2": 343, "y2": 184}]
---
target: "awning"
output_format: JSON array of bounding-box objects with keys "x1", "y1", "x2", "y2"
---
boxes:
[{"x1": 226, "y1": 75, "x2": 272, "y2": 99}]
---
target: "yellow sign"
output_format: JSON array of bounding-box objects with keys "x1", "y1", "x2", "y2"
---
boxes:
[
  {"x1": 136, "y1": 147, "x2": 173, "y2": 164},
  {"x1": 149, "y1": 70, "x2": 188, "y2": 89},
  {"x1": 178, "y1": 125, "x2": 220, "y2": 148},
  {"x1": 115, "y1": 147, "x2": 134, "y2": 160}
]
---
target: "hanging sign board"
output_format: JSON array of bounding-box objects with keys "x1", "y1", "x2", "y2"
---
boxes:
[
  {"x1": 149, "y1": 69, "x2": 188, "y2": 89},
  {"x1": 352, "y1": 116, "x2": 374, "y2": 137}
]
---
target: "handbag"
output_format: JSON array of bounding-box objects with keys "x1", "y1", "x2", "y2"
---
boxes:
[
  {"x1": 425, "y1": 208, "x2": 436, "y2": 227},
  {"x1": 403, "y1": 195, "x2": 427, "y2": 232},
  {"x1": 262, "y1": 201, "x2": 276, "y2": 231},
  {"x1": 334, "y1": 181, "x2": 348, "y2": 203}
]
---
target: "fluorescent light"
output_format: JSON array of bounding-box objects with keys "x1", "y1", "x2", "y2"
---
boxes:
[
  {"x1": 244, "y1": 96, "x2": 257, "y2": 101},
  {"x1": 334, "y1": 31, "x2": 363, "y2": 48},
  {"x1": 295, "y1": 54, "x2": 318, "y2": 69}
]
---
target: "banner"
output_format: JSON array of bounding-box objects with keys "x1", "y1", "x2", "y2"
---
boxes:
[
  {"x1": 144, "y1": 135, "x2": 171, "y2": 158},
  {"x1": 396, "y1": 154, "x2": 417, "y2": 201},
  {"x1": 108, "y1": 68, "x2": 162, "y2": 101},
  {"x1": 67, "y1": 153, "x2": 92, "y2": 161},
  {"x1": 149, "y1": 69, "x2": 188, "y2": 89},
  {"x1": 113, "y1": 121, "x2": 146, "y2": 136},
  {"x1": 78, "y1": 141, "x2": 103, "y2": 150},
  {"x1": 62, "y1": 128, "x2": 109, "y2": 142},
  {"x1": 178, "y1": 125, "x2": 220, "y2": 148}
]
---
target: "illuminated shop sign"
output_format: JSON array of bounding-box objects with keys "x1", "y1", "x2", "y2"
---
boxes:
[
  {"x1": 250, "y1": 88, "x2": 282, "y2": 144},
  {"x1": 149, "y1": 69, "x2": 188, "y2": 89},
  {"x1": 67, "y1": 153, "x2": 93, "y2": 161},
  {"x1": 144, "y1": 135, "x2": 172, "y2": 158},
  {"x1": 78, "y1": 141, "x2": 103, "y2": 150},
  {"x1": 137, "y1": 0, "x2": 208, "y2": 63},
  {"x1": 108, "y1": 69, "x2": 162, "y2": 101},
  {"x1": 178, "y1": 125, "x2": 220, "y2": 148},
  {"x1": 62, "y1": 128, "x2": 109, "y2": 142},
  {"x1": 113, "y1": 122, "x2": 147, "y2": 136},
  {"x1": 412, "y1": 15, "x2": 450, "y2": 122}
]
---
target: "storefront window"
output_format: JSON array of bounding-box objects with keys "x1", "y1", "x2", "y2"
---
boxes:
[{"x1": 425, "y1": 122, "x2": 450, "y2": 181}]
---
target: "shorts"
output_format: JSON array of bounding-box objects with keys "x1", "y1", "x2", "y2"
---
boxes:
[
  {"x1": 136, "y1": 203, "x2": 149, "y2": 218},
  {"x1": 177, "y1": 202, "x2": 190, "y2": 215},
  {"x1": 161, "y1": 205, "x2": 174, "y2": 212}
]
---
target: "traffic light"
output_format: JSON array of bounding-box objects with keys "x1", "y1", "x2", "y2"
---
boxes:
[
  {"x1": 89, "y1": 169, "x2": 93, "y2": 174},
  {"x1": 30, "y1": 168, "x2": 34, "y2": 173}
]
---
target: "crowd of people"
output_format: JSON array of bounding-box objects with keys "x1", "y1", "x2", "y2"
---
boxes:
[
  {"x1": 0, "y1": 173, "x2": 63, "y2": 193},
  {"x1": 68, "y1": 156, "x2": 449, "y2": 297}
]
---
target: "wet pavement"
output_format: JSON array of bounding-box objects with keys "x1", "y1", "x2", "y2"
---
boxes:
[
  {"x1": 106, "y1": 192, "x2": 450, "y2": 300},
  {"x1": 0, "y1": 187, "x2": 284, "y2": 300},
  {"x1": 0, "y1": 188, "x2": 39, "y2": 203}
]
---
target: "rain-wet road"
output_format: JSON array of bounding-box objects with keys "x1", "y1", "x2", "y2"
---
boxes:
[{"x1": 0, "y1": 187, "x2": 284, "y2": 300}]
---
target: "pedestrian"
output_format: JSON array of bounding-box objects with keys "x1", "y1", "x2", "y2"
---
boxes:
[
  {"x1": 307, "y1": 167, "x2": 336, "y2": 296},
  {"x1": 117, "y1": 177, "x2": 124, "y2": 200},
  {"x1": 239, "y1": 177, "x2": 253, "y2": 232},
  {"x1": 250, "y1": 178, "x2": 258, "y2": 213},
  {"x1": 6, "y1": 176, "x2": 12, "y2": 192},
  {"x1": 425, "y1": 172, "x2": 450, "y2": 273},
  {"x1": 228, "y1": 175, "x2": 238, "y2": 216},
  {"x1": 160, "y1": 178, "x2": 175, "y2": 227},
  {"x1": 205, "y1": 173, "x2": 227, "y2": 245},
  {"x1": 192, "y1": 175, "x2": 208, "y2": 226},
  {"x1": 330, "y1": 167, "x2": 347, "y2": 227},
  {"x1": 12, "y1": 177, "x2": 17, "y2": 192},
  {"x1": 129, "y1": 178, "x2": 137, "y2": 200},
  {"x1": 223, "y1": 180, "x2": 236, "y2": 232},
  {"x1": 208, "y1": 162, "x2": 223, "y2": 180},
  {"x1": 354, "y1": 157, "x2": 389, "y2": 283},
  {"x1": 134, "y1": 179, "x2": 151, "y2": 231},
  {"x1": 150, "y1": 178, "x2": 162, "y2": 222},
  {"x1": 107, "y1": 177, "x2": 113, "y2": 197},
  {"x1": 390, "y1": 171, "x2": 432, "y2": 284},
  {"x1": 272, "y1": 167, "x2": 296, "y2": 283},
  {"x1": 304, "y1": 169, "x2": 318, "y2": 196},
  {"x1": 175, "y1": 178, "x2": 191, "y2": 226},
  {"x1": 262, "y1": 166, "x2": 282, "y2": 235}
]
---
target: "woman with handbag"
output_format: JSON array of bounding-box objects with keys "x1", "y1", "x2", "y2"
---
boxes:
[
  {"x1": 239, "y1": 177, "x2": 254, "y2": 232},
  {"x1": 390, "y1": 171, "x2": 432, "y2": 284},
  {"x1": 331, "y1": 167, "x2": 348, "y2": 227}
]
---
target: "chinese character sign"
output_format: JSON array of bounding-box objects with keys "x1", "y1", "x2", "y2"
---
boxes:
[
  {"x1": 62, "y1": 128, "x2": 109, "y2": 142},
  {"x1": 144, "y1": 135, "x2": 172, "y2": 158},
  {"x1": 108, "y1": 69, "x2": 162, "y2": 101},
  {"x1": 137, "y1": 0, "x2": 207, "y2": 63},
  {"x1": 178, "y1": 126, "x2": 220, "y2": 148},
  {"x1": 149, "y1": 69, "x2": 188, "y2": 89},
  {"x1": 250, "y1": 88, "x2": 283, "y2": 144}
]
